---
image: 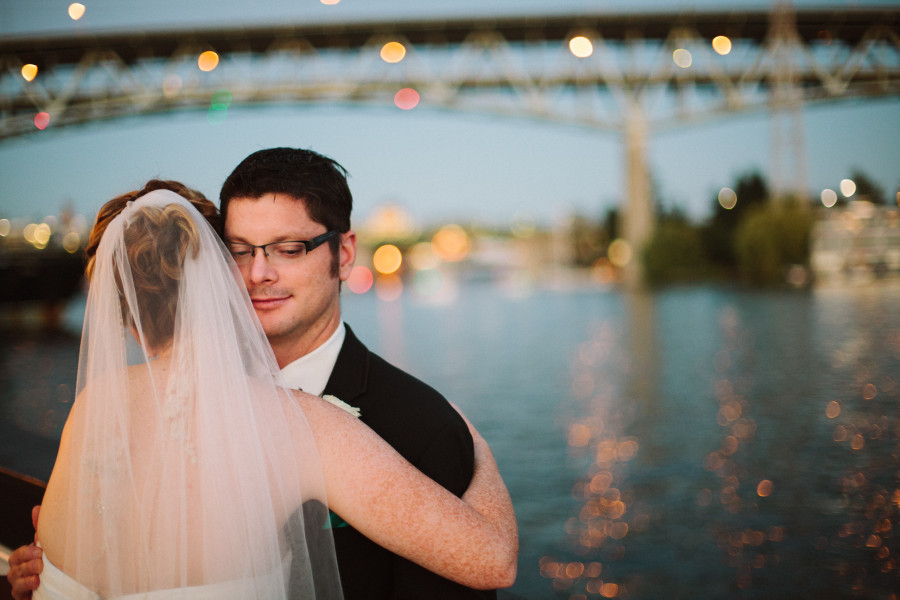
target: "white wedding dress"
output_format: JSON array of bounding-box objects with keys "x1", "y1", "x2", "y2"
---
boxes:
[{"x1": 35, "y1": 553, "x2": 290, "y2": 600}]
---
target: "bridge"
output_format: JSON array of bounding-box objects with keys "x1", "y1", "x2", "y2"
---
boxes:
[{"x1": 2, "y1": 5, "x2": 898, "y2": 286}]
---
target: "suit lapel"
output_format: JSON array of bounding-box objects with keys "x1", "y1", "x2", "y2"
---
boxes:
[{"x1": 322, "y1": 324, "x2": 369, "y2": 404}]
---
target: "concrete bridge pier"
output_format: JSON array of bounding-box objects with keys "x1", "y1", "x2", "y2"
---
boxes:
[{"x1": 621, "y1": 103, "x2": 654, "y2": 290}]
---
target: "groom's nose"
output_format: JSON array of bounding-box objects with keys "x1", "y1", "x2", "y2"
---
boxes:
[{"x1": 247, "y1": 249, "x2": 277, "y2": 284}]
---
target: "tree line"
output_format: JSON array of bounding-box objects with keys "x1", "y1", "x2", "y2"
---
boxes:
[{"x1": 569, "y1": 169, "x2": 891, "y2": 287}]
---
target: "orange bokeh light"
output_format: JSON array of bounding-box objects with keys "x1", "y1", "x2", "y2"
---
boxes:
[
  {"x1": 380, "y1": 41, "x2": 407, "y2": 63},
  {"x1": 712, "y1": 35, "x2": 732, "y2": 55},
  {"x1": 198, "y1": 51, "x2": 220, "y2": 72},
  {"x1": 432, "y1": 224, "x2": 470, "y2": 262},
  {"x1": 373, "y1": 244, "x2": 403, "y2": 275},
  {"x1": 21, "y1": 64, "x2": 38, "y2": 82},
  {"x1": 567, "y1": 423, "x2": 592, "y2": 447}
]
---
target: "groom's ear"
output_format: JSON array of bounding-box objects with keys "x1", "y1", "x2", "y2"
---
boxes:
[{"x1": 337, "y1": 231, "x2": 357, "y2": 282}]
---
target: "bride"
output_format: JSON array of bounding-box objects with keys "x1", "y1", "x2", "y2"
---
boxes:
[{"x1": 31, "y1": 188, "x2": 516, "y2": 599}]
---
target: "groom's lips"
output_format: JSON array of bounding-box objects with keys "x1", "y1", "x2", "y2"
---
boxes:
[{"x1": 251, "y1": 296, "x2": 290, "y2": 310}]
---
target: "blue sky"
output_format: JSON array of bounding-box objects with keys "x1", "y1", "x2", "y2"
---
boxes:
[{"x1": 1, "y1": 0, "x2": 898, "y2": 227}]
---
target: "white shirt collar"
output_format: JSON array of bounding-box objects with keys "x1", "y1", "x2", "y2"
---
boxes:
[{"x1": 279, "y1": 322, "x2": 346, "y2": 396}]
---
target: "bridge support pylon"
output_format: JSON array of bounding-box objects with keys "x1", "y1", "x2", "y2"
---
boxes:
[{"x1": 621, "y1": 104, "x2": 654, "y2": 290}]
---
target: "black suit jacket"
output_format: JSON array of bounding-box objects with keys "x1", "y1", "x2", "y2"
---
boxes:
[{"x1": 322, "y1": 325, "x2": 497, "y2": 600}]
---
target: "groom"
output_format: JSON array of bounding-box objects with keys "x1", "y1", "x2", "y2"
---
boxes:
[{"x1": 7, "y1": 148, "x2": 500, "y2": 600}]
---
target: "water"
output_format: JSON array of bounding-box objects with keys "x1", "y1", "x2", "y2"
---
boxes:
[{"x1": 2, "y1": 283, "x2": 899, "y2": 599}]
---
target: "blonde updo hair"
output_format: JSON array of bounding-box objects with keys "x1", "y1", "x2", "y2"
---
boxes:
[
  {"x1": 85, "y1": 180, "x2": 219, "y2": 351},
  {"x1": 123, "y1": 202, "x2": 202, "y2": 350},
  {"x1": 84, "y1": 180, "x2": 220, "y2": 281}
]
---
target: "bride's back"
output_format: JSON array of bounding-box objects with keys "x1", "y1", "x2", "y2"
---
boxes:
[
  {"x1": 35, "y1": 191, "x2": 334, "y2": 598},
  {"x1": 38, "y1": 364, "x2": 311, "y2": 595}
]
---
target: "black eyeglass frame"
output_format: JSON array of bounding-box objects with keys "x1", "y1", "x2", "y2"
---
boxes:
[{"x1": 225, "y1": 230, "x2": 339, "y2": 262}]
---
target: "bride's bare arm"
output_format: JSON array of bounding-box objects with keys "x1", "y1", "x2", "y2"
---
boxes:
[
  {"x1": 454, "y1": 405, "x2": 518, "y2": 571},
  {"x1": 295, "y1": 392, "x2": 517, "y2": 590}
]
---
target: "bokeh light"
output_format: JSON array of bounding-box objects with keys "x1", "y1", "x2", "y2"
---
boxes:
[
  {"x1": 394, "y1": 88, "x2": 420, "y2": 110},
  {"x1": 599, "y1": 582, "x2": 619, "y2": 597},
  {"x1": 24, "y1": 222, "x2": 52, "y2": 249},
  {"x1": 68, "y1": 3, "x2": 85, "y2": 20},
  {"x1": 718, "y1": 187, "x2": 738, "y2": 210},
  {"x1": 840, "y1": 178, "x2": 856, "y2": 198},
  {"x1": 346, "y1": 265, "x2": 373, "y2": 294},
  {"x1": 569, "y1": 36, "x2": 594, "y2": 58},
  {"x1": 757, "y1": 479, "x2": 774, "y2": 497},
  {"x1": 35, "y1": 223, "x2": 52, "y2": 245},
  {"x1": 23, "y1": 223, "x2": 36, "y2": 244},
  {"x1": 712, "y1": 35, "x2": 732, "y2": 55},
  {"x1": 607, "y1": 239, "x2": 632, "y2": 268},
  {"x1": 62, "y1": 231, "x2": 81, "y2": 253},
  {"x1": 208, "y1": 89, "x2": 232, "y2": 123},
  {"x1": 0, "y1": 219, "x2": 10, "y2": 237},
  {"x1": 34, "y1": 112, "x2": 50, "y2": 130},
  {"x1": 163, "y1": 74, "x2": 183, "y2": 97},
  {"x1": 673, "y1": 48, "x2": 692, "y2": 68},
  {"x1": 373, "y1": 244, "x2": 403, "y2": 275},
  {"x1": 380, "y1": 41, "x2": 406, "y2": 63},
  {"x1": 821, "y1": 188, "x2": 838, "y2": 208},
  {"x1": 374, "y1": 273, "x2": 403, "y2": 301},
  {"x1": 432, "y1": 224, "x2": 470, "y2": 262},
  {"x1": 198, "y1": 51, "x2": 220, "y2": 72},
  {"x1": 211, "y1": 89, "x2": 232, "y2": 109},
  {"x1": 21, "y1": 64, "x2": 38, "y2": 82},
  {"x1": 363, "y1": 204, "x2": 417, "y2": 240},
  {"x1": 408, "y1": 241, "x2": 439, "y2": 271},
  {"x1": 833, "y1": 425, "x2": 848, "y2": 442},
  {"x1": 568, "y1": 423, "x2": 592, "y2": 447},
  {"x1": 321, "y1": 0, "x2": 340, "y2": 4}
]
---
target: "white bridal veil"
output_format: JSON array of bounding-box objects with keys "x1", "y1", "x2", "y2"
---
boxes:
[{"x1": 47, "y1": 190, "x2": 341, "y2": 598}]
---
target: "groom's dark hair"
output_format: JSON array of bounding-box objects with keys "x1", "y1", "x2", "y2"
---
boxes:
[{"x1": 219, "y1": 148, "x2": 353, "y2": 265}]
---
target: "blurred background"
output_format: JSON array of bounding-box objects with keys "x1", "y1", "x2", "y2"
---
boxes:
[{"x1": 1, "y1": 1, "x2": 899, "y2": 598}]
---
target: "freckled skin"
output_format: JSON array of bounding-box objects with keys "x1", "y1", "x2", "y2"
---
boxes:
[{"x1": 294, "y1": 392, "x2": 518, "y2": 589}]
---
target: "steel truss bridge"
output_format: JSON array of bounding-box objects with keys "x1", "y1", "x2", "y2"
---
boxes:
[{"x1": 2, "y1": 5, "x2": 899, "y2": 285}]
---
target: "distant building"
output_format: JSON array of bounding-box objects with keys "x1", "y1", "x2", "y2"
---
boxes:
[{"x1": 811, "y1": 201, "x2": 900, "y2": 285}]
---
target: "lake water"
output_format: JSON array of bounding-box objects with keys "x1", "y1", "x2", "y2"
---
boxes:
[{"x1": 2, "y1": 282, "x2": 899, "y2": 599}]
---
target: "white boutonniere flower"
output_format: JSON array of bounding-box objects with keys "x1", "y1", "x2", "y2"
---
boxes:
[{"x1": 322, "y1": 394, "x2": 361, "y2": 418}]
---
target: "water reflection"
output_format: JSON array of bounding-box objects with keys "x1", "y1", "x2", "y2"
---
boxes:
[
  {"x1": 542, "y1": 292, "x2": 657, "y2": 597},
  {"x1": 537, "y1": 287, "x2": 899, "y2": 599},
  {"x1": 2, "y1": 285, "x2": 898, "y2": 598}
]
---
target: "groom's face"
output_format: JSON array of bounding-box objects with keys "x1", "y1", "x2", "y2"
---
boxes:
[{"x1": 224, "y1": 193, "x2": 356, "y2": 365}]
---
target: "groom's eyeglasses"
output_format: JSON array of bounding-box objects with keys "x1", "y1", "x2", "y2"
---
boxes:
[{"x1": 226, "y1": 231, "x2": 339, "y2": 266}]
